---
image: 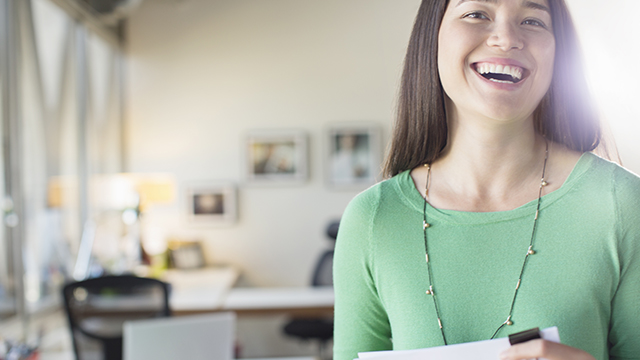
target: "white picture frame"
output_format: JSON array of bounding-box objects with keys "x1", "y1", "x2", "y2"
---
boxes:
[
  {"x1": 245, "y1": 130, "x2": 308, "y2": 183},
  {"x1": 326, "y1": 123, "x2": 381, "y2": 188},
  {"x1": 186, "y1": 183, "x2": 237, "y2": 224}
]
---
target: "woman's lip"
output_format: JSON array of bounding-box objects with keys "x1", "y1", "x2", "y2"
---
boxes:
[
  {"x1": 472, "y1": 58, "x2": 531, "y2": 79},
  {"x1": 473, "y1": 57, "x2": 528, "y2": 69}
]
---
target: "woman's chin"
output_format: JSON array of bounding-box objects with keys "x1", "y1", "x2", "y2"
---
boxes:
[{"x1": 454, "y1": 101, "x2": 535, "y2": 125}]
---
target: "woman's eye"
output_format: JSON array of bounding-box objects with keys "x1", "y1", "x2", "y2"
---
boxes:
[
  {"x1": 462, "y1": 12, "x2": 489, "y2": 20},
  {"x1": 522, "y1": 18, "x2": 547, "y2": 28}
]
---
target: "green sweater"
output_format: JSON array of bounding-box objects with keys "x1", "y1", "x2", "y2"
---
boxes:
[{"x1": 334, "y1": 153, "x2": 640, "y2": 360}]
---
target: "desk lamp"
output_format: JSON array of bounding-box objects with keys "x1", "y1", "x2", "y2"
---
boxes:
[{"x1": 72, "y1": 173, "x2": 175, "y2": 281}]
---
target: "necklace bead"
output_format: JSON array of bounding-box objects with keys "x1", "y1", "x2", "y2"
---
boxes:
[{"x1": 504, "y1": 316, "x2": 514, "y2": 326}]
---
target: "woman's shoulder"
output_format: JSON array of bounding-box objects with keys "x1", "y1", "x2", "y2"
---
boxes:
[
  {"x1": 581, "y1": 152, "x2": 640, "y2": 188},
  {"x1": 578, "y1": 153, "x2": 640, "y2": 222},
  {"x1": 342, "y1": 171, "x2": 415, "y2": 218}
]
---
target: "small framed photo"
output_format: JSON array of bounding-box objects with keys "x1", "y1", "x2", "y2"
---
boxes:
[
  {"x1": 168, "y1": 241, "x2": 206, "y2": 269},
  {"x1": 246, "y1": 130, "x2": 308, "y2": 182},
  {"x1": 326, "y1": 123, "x2": 381, "y2": 188},
  {"x1": 186, "y1": 183, "x2": 237, "y2": 224}
]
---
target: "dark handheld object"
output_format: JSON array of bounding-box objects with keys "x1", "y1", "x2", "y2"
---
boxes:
[{"x1": 509, "y1": 327, "x2": 541, "y2": 345}]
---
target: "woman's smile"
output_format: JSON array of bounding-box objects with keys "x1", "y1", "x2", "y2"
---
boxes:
[{"x1": 473, "y1": 60, "x2": 526, "y2": 84}]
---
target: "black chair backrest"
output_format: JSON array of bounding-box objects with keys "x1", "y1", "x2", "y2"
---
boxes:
[
  {"x1": 326, "y1": 221, "x2": 339, "y2": 240},
  {"x1": 311, "y1": 220, "x2": 340, "y2": 286},
  {"x1": 311, "y1": 221, "x2": 339, "y2": 287},
  {"x1": 311, "y1": 250, "x2": 334, "y2": 287},
  {"x1": 62, "y1": 275, "x2": 171, "y2": 360}
]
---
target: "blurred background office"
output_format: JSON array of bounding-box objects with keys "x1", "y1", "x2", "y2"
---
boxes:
[{"x1": 0, "y1": 0, "x2": 639, "y2": 358}]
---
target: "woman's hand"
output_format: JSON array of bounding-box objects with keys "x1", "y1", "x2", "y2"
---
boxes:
[{"x1": 499, "y1": 339, "x2": 596, "y2": 360}]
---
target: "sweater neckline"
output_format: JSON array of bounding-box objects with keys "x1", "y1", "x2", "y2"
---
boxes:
[{"x1": 395, "y1": 152, "x2": 595, "y2": 225}]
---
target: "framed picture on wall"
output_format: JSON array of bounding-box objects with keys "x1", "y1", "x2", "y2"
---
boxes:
[
  {"x1": 168, "y1": 241, "x2": 206, "y2": 269},
  {"x1": 326, "y1": 123, "x2": 381, "y2": 188},
  {"x1": 245, "y1": 130, "x2": 308, "y2": 182},
  {"x1": 186, "y1": 183, "x2": 237, "y2": 224}
]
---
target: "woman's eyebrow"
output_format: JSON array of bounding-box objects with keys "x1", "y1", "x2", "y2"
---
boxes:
[
  {"x1": 456, "y1": 0, "x2": 550, "y2": 15},
  {"x1": 456, "y1": 0, "x2": 497, "y2": 6},
  {"x1": 524, "y1": 1, "x2": 550, "y2": 14}
]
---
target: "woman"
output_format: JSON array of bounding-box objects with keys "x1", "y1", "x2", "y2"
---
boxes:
[{"x1": 333, "y1": 1, "x2": 640, "y2": 360}]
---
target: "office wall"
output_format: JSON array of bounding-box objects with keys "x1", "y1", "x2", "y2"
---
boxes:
[
  {"x1": 565, "y1": 0, "x2": 640, "y2": 173},
  {"x1": 125, "y1": 0, "x2": 421, "y2": 286},
  {"x1": 126, "y1": 0, "x2": 640, "y2": 288}
]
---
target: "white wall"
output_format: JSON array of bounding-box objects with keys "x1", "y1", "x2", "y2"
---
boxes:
[
  {"x1": 125, "y1": 0, "x2": 640, "y2": 288},
  {"x1": 126, "y1": 0, "x2": 421, "y2": 286},
  {"x1": 565, "y1": 0, "x2": 640, "y2": 174}
]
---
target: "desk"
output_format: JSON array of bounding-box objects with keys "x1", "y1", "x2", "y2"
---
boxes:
[
  {"x1": 163, "y1": 268, "x2": 333, "y2": 317},
  {"x1": 222, "y1": 287, "x2": 334, "y2": 317}
]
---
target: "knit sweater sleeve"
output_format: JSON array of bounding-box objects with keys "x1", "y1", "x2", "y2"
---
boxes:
[
  {"x1": 333, "y1": 186, "x2": 392, "y2": 360},
  {"x1": 608, "y1": 167, "x2": 640, "y2": 360}
]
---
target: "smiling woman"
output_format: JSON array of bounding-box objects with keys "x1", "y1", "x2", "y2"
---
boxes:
[{"x1": 333, "y1": 1, "x2": 640, "y2": 360}]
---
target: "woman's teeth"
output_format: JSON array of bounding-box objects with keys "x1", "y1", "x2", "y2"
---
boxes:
[{"x1": 475, "y1": 63, "x2": 523, "y2": 83}]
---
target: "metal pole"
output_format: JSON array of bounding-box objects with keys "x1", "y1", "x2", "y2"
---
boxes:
[
  {"x1": 75, "y1": 23, "x2": 91, "y2": 280},
  {"x1": 3, "y1": 0, "x2": 27, "y2": 340},
  {"x1": 118, "y1": 49, "x2": 127, "y2": 172},
  {"x1": 0, "y1": 0, "x2": 16, "y2": 320}
]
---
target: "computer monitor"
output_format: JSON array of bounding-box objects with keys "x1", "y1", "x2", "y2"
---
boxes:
[{"x1": 123, "y1": 312, "x2": 235, "y2": 360}]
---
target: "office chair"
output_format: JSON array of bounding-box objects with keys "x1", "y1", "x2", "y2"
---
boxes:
[
  {"x1": 283, "y1": 221, "x2": 338, "y2": 360},
  {"x1": 62, "y1": 275, "x2": 171, "y2": 360}
]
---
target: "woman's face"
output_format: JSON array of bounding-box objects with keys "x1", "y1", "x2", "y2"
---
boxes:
[{"x1": 437, "y1": 0, "x2": 556, "y2": 123}]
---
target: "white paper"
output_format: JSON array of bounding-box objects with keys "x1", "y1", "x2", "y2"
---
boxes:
[{"x1": 357, "y1": 326, "x2": 560, "y2": 360}]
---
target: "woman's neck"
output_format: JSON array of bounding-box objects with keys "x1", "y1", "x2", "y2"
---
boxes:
[
  {"x1": 441, "y1": 113, "x2": 544, "y2": 182},
  {"x1": 413, "y1": 112, "x2": 551, "y2": 212}
]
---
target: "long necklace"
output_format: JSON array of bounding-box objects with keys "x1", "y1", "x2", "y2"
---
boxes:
[{"x1": 421, "y1": 141, "x2": 549, "y2": 344}]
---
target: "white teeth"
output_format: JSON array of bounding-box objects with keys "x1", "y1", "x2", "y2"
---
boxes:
[
  {"x1": 489, "y1": 78, "x2": 513, "y2": 84},
  {"x1": 475, "y1": 62, "x2": 523, "y2": 81}
]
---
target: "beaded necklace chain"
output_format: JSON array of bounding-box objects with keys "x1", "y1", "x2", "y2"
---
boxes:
[{"x1": 421, "y1": 141, "x2": 549, "y2": 345}]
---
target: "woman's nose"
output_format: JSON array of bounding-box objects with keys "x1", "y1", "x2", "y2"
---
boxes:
[{"x1": 487, "y1": 22, "x2": 524, "y2": 51}]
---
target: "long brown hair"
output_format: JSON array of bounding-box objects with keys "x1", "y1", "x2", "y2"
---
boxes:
[{"x1": 383, "y1": 0, "x2": 601, "y2": 177}]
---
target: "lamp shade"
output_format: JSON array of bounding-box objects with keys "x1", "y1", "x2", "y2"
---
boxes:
[{"x1": 90, "y1": 173, "x2": 176, "y2": 210}]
